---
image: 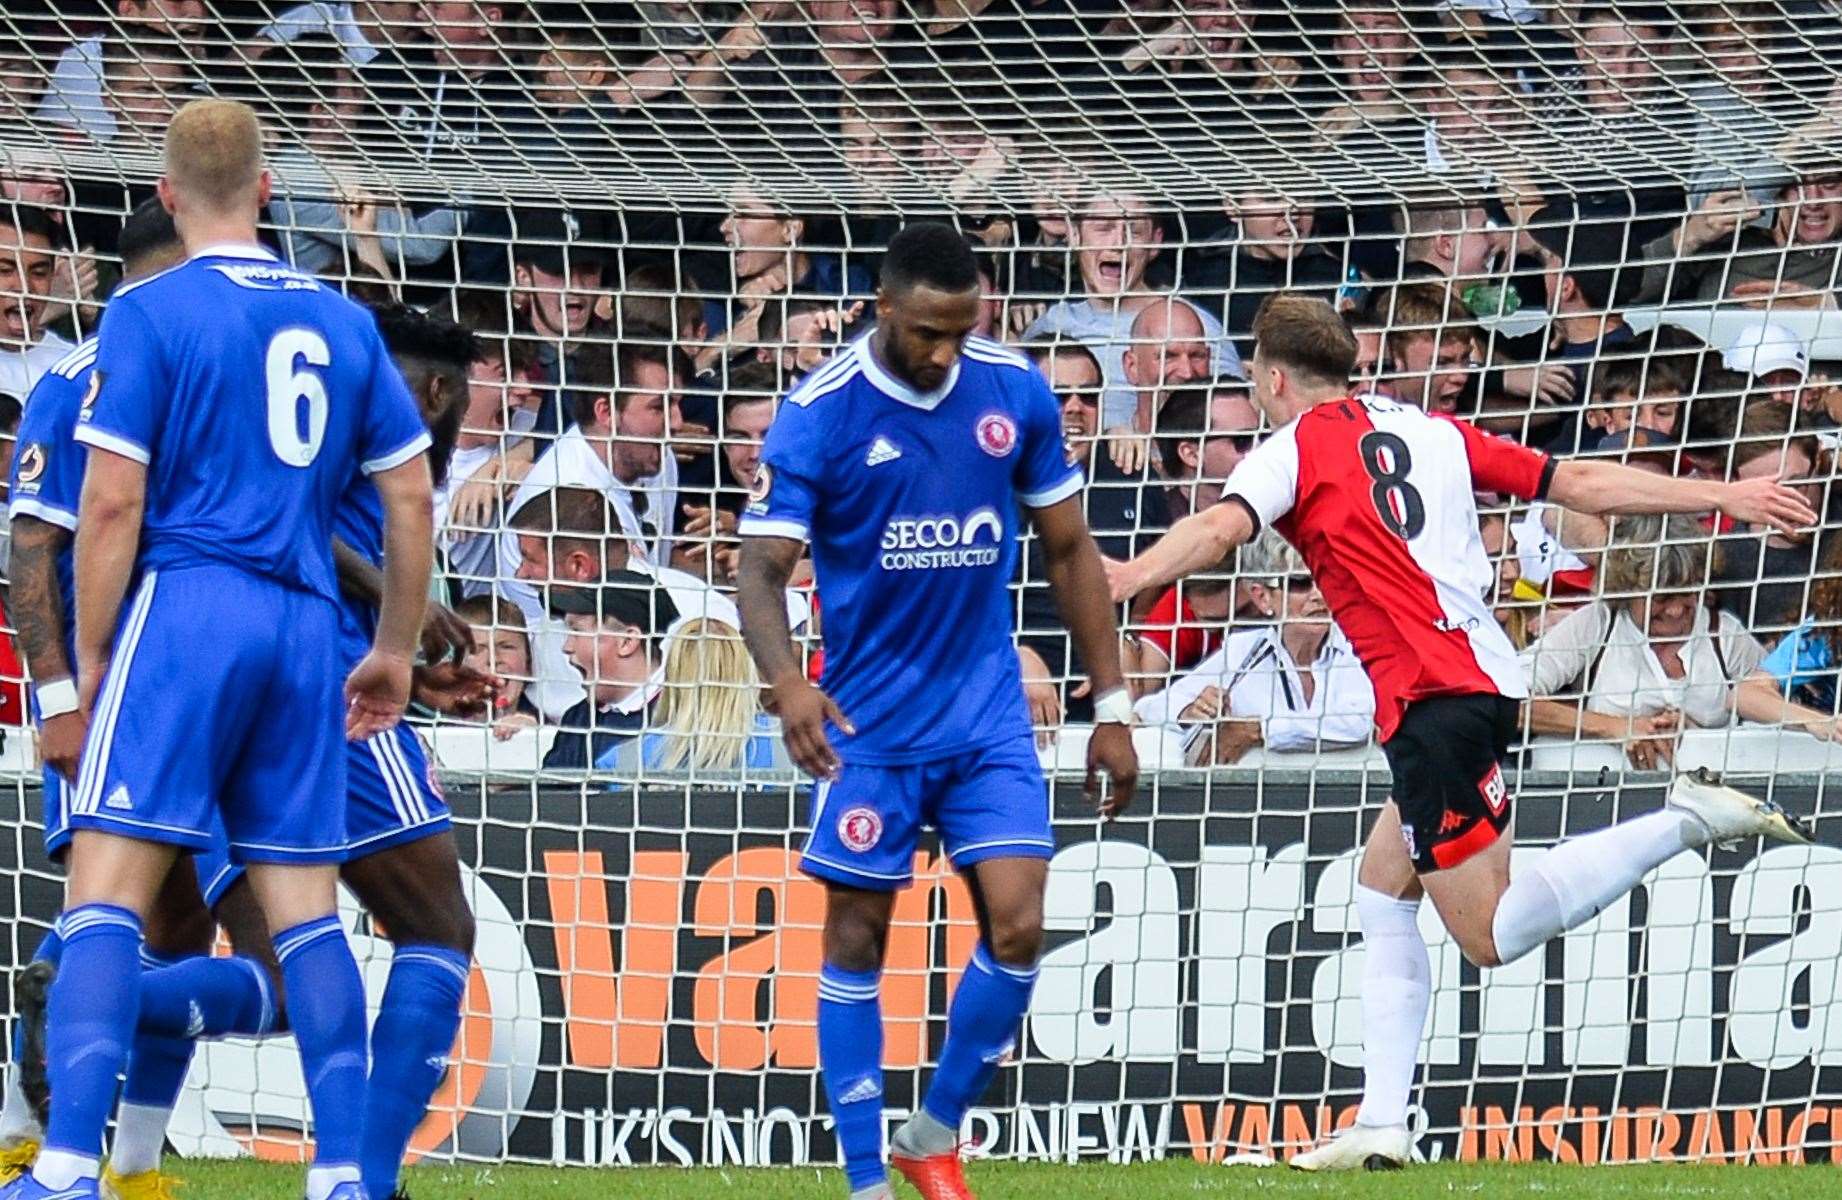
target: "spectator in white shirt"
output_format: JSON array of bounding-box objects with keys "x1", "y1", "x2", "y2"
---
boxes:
[
  {"x1": 0, "y1": 206, "x2": 72, "y2": 400},
  {"x1": 1024, "y1": 190, "x2": 1242, "y2": 426},
  {"x1": 501, "y1": 338, "x2": 686, "y2": 579},
  {"x1": 439, "y1": 307, "x2": 540, "y2": 593},
  {"x1": 1522, "y1": 514, "x2": 1842, "y2": 769},
  {"x1": 37, "y1": 0, "x2": 208, "y2": 143},
  {"x1": 1135, "y1": 530, "x2": 1374, "y2": 765}
]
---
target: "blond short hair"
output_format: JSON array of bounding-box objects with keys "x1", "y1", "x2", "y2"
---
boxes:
[{"x1": 164, "y1": 99, "x2": 265, "y2": 211}]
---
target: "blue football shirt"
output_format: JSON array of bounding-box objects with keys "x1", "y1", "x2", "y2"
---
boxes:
[
  {"x1": 78, "y1": 245, "x2": 430, "y2": 603},
  {"x1": 8, "y1": 336, "x2": 98, "y2": 656},
  {"x1": 740, "y1": 334, "x2": 1081, "y2": 764},
  {"x1": 332, "y1": 477, "x2": 388, "y2": 668}
]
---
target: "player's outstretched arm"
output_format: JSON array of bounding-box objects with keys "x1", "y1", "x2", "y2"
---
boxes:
[
  {"x1": 1106, "y1": 499, "x2": 1257, "y2": 605},
  {"x1": 346, "y1": 455, "x2": 434, "y2": 740},
  {"x1": 1032, "y1": 496, "x2": 1139, "y2": 817},
  {"x1": 1547, "y1": 459, "x2": 1818, "y2": 535},
  {"x1": 72, "y1": 448, "x2": 147, "y2": 717},
  {"x1": 737, "y1": 534, "x2": 852, "y2": 780}
]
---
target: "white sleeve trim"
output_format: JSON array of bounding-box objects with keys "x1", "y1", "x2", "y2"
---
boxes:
[
  {"x1": 8, "y1": 497, "x2": 78, "y2": 531},
  {"x1": 72, "y1": 425, "x2": 151, "y2": 465},
  {"x1": 738, "y1": 516, "x2": 811, "y2": 542},
  {"x1": 1019, "y1": 471, "x2": 1083, "y2": 509},
  {"x1": 362, "y1": 429, "x2": 433, "y2": 475}
]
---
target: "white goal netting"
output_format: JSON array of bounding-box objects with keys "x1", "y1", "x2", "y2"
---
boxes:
[{"x1": 0, "y1": 0, "x2": 1840, "y2": 1172}]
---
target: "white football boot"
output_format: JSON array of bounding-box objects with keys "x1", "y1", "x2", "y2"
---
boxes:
[
  {"x1": 1289, "y1": 1122, "x2": 1412, "y2": 1171},
  {"x1": 1668, "y1": 768, "x2": 1814, "y2": 850}
]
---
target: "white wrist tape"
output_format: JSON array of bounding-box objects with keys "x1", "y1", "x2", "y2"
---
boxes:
[
  {"x1": 1092, "y1": 687, "x2": 1134, "y2": 726},
  {"x1": 35, "y1": 678, "x2": 78, "y2": 720}
]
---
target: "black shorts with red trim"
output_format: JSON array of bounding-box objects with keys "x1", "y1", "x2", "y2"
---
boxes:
[{"x1": 1382, "y1": 693, "x2": 1519, "y2": 873}]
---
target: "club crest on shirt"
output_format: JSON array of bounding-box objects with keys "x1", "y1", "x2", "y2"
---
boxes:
[
  {"x1": 747, "y1": 464, "x2": 773, "y2": 511},
  {"x1": 837, "y1": 805, "x2": 883, "y2": 853},
  {"x1": 976, "y1": 412, "x2": 1017, "y2": 458},
  {"x1": 14, "y1": 443, "x2": 45, "y2": 488}
]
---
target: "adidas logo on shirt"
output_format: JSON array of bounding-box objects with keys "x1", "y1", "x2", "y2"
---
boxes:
[{"x1": 865, "y1": 436, "x2": 902, "y2": 466}]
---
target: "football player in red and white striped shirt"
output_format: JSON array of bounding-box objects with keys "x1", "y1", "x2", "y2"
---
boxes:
[{"x1": 1109, "y1": 294, "x2": 1817, "y2": 1170}]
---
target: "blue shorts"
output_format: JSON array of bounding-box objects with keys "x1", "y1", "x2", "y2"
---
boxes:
[
  {"x1": 800, "y1": 735, "x2": 1053, "y2": 891},
  {"x1": 41, "y1": 767, "x2": 70, "y2": 862},
  {"x1": 190, "y1": 722, "x2": 450, "y2": 909},
  {"x1": 69, "y1": 567, "x2": 348, "y2": 862}
]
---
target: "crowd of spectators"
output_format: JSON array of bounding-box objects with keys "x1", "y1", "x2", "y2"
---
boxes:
[{"x1": 1, "y1": 1, "x2": 1841, "y2": 775}]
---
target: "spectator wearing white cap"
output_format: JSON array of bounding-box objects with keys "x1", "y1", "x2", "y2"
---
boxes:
[{"x1": 1722, "y1": 320, "x2": 1812, "y2": 410}]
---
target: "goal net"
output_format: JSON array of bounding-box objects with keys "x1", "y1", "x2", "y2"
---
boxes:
[{"x1": 0, "y1": 0, "x2": 1839, "y2": 1172}]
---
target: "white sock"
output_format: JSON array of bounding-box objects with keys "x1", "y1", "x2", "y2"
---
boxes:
[
  {"x1": 107, "y1": 1101, "x2": 172, "y2": 1176},
  {"x1": 31, "y1": 1148, "x2": 99, "y2": 1189},
  {"x1": 1353, "y1": 887, "x2": 1430, "y2": 1129},
  {"x1": 305, "y1": 1163, "x2": 361, "y2": 1200},
  {"x1": 1491, "y1": 810, "x2": 1697, "y2": 965},
  {"x1": 0, "y1": 1068, "x2": 42, "y2": 1146}
]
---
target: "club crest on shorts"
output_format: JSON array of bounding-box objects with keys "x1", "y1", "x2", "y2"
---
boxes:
[
  {"x1": 976, "y1": 411, "x2": 1017, "y2": 458},
  {"x1": 837, "y1": 805, "x2": 883, "y2": 853},
  {"x1": 1478, "y1": 762, "x2": 1507, "y2": 816},
  {"x1": 1400, "y1": 822, "x2": 1417, "y2": 860}
]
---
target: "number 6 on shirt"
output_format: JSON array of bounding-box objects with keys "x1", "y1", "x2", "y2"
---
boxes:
[{"x1": 266, "y1": 327, "x2": 331, "y2": 467}]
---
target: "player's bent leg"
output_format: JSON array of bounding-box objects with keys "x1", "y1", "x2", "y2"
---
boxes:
[
  {"x1": 341, "y1": 834, "x2": 475, "y2": 1200},
  {"x1": 108, "y1": 858, "x2": 218, "y2": 1197},
  {"x1": 244, "y1": 864, "x2": 367, "y2": 1200},
  {"x1": 12, "y1": 834, "x2": 180, "y2": 1198},
  {"x1": 894, "y1": 855, "x2": 1044, "y2": 1199},
  {"x1": 892, "y1": 737, "x2": 1054, "y2": 1198},
  {"x1": 1482, "y1": 769, "x2": 1813, "y2": 969},
  {"x1": 1417, "y1": 825, "x2": 1514, "y2": 968}
]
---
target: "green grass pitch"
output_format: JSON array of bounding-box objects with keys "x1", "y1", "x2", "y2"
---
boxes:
[{"x1": 170, "y1": 1159, "x2": 1820, "y2": 1197}]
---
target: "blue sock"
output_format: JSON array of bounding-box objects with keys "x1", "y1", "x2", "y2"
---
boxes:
[
  {"x1": 120, "y1": 950, "x2": 197, "y2": 1111},
  {"x1": 42, "y1": 904, "x2": 141, "y2": 1163},
  {"x1": 361, "y1": 945, "x2": 470, "y2": 1199},
  {"x1": 107, "y1": 951, "x2": 194, "y2": 1179},
  {"x1": 922, "y1": 943, "x2": 1038, "y2": 1132},
  {"x1": 274, "y1": 916, "x2": 367, "y2": 1183},
  {"x1": 136, "y1": 955, "x2": 277, "y2": 1040},
  {"x1": 818, "y1": 963, "x2": 885, "y2": 1191}
]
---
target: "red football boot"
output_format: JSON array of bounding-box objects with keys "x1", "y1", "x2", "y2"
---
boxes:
[{"x1": 891, "y1": 1146, "x2": 975, "y2": 1200}]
